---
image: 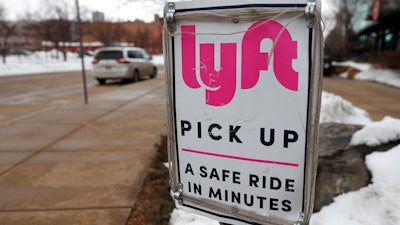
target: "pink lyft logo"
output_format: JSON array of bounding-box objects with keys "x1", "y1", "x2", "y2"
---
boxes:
[{"x1": 181, "y1": 20, "x2": 299, "y2": 106}]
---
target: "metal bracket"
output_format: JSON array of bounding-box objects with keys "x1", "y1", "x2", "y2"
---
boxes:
[
  {"x1": 165, "y1": 2, "x2": 176, "y2": 33},
  {"x1": 305, "y1": 0, "x2": 316, "y2": 28},
  {"x1": 172, "y1": 183, "x2": 183, "y2": 205},
  {"x1": 294, "y1": 212, "x2": 304, "y2": 225}
]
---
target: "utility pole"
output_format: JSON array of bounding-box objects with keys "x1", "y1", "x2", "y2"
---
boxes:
[{"x1": 75, "y1": 0, "x2": 88, "y2": 104}]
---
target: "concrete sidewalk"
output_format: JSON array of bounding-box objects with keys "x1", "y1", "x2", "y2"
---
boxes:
[
  {"x1": 0, "y1": 76, "x2": 167, "y2": 225},
  {"x1": 323, "y1": 77, "x2": 400, "y2": 121}
]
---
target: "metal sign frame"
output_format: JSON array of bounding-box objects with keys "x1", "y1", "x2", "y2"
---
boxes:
[{"x1": 164, "y1": 1, "x2": 322, "y2": 224}]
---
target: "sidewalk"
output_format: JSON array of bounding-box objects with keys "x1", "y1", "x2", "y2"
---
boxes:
[
  {"x1": 0, "y1": 76, "x2": 167, "y2": 225},
  {"x1": 323, "y1": 77, "x2": 400, "y2": 121}
]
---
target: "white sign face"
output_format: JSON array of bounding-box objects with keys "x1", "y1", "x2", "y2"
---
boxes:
[{"x1": 164, "y1": 1, "x2": 322, "y2": 224}]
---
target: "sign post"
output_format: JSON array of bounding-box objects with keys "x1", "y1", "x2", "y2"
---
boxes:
[{"x1": 164, "y1": 1, "x2": 322, "y2": 224}]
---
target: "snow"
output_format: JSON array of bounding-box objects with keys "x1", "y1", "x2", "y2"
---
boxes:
[
  {"x1": 320, "y1": 91, "x2": 371, "y2": 125},
  {"x1": 350, "y1": 116, "x2": 400, "y2": 147},
  {"x1": 310, "y1": 144, "x2": 400, "y2": 225},
  {"x1": 355, "y1": 68, "x2": 400, "y2": 88},
  {"x1": 170, "y1": 208, "x2": 220, "y2": 225},
  {"x1": 335, "y1": 61, "x2": 400, "y2": 88},
  {"x1": 311, "y1": 116, "x2": 400, "y2": 225},
  {"x1": 0, "y1": 50, "x2": 94, "y2": 77},
  {"x1": 152, "y1": 54, "x2": 165, "y2": 66},
  {"x1": 0, "y1": 51, "x2": 165, "y2": 77},
  {"x1": 333, "y1": 61, "x2": 373, "y2": 72},
  {"x1": 1, "y1": 48, "x2": 399, "y2": 225}
]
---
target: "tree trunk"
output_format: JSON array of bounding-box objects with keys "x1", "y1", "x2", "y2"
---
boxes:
[
  {"x1": 54, "y1": 43, "x2": 60, "y2": 59},
  {"x1": 62, "y1": 50, "x2": 67, "y2": 62},
  {"x1": 1, "y1": 46, "x2": 6, "y2": 64}
]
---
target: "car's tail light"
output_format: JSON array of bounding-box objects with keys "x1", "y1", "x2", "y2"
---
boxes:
[
  {"x1": 92, "y1": 58, "x2": 100, "y2": 64},
  {"x1": 116, "y1": 58, "x2": 130, "y2": 64}
]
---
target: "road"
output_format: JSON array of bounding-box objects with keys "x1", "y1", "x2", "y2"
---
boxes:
[{"x1": 0, "y1": 70, "x2": 167, "y2": 225}]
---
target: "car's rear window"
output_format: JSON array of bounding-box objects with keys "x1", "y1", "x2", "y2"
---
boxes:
[{"x1": 95, "y1": 51, "x2": 123, "y2": 59}]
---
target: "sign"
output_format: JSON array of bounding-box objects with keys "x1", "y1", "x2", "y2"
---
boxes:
[{"x1": 164, "y1": 1, "x2": 322, "y2": 224}]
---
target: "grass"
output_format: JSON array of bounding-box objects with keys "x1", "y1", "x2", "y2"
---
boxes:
[{"x1": 126, "y1": 136, "x2": 175, "y2": 225}]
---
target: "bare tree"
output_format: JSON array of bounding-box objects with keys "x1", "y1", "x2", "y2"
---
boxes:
[
  {"x1": 134, "y1": 27, "x2": 151, "y2": 48},
  {"x1": 88, "y1": 22, "x2": 126, "y2": 46},
  {"x1": 29, "y1": 0, "x2": 73, "y2": 61},
  {"x1": 325, "y1": 0, "x2": 370, "y2": 58},
  {"x1": 0, "y1": 3, "x2": 18, "y2": 64}
]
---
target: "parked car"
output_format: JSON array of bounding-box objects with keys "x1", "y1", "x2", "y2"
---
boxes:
[
  {"x1": 10, "y1": 49, "x2": 32, "y2": 56},
  {"x1": 92, "y1": 47, "x2": 157, "y2": 84}
]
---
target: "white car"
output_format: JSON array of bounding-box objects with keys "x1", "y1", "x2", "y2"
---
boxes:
[{"x1": 92, "y1": 47, "x2": 157, "y2": 84}]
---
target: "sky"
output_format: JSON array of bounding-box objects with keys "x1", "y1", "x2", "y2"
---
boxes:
[{"x1": 2, "y1": 0, "x2": 168, "y2": 22}]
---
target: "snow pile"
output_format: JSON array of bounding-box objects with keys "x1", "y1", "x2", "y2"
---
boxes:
[
  {"x1": 350, "y1": 116, "x2": 400, "y2": 147},
  {"x1": 356, "y1": 68, "x2": 400, "y2": 88},
  {"x1": 0, "y1": 51, "x2": 165, "y2": 77},
  {"x1": 170, "y1": 208, "x2": 220, "y2": 225},
  {"x1": 152, "y1": 54, "x2": 164, "y2": 66},
  {"x1": 334, "y1": 61, "x2": 400, "y2": 88},
  {"x1": 320, "y1": 91, "x2": 371, "y2": 125},
  {"x1": 333, "y1": 61, "x2": 372, "y2": 72},
  {"x1": 311, "y1": 117, "x2": 400, "y2": 224},
  {"x1": 0, "y1": 51, "x2": 93, "y2": 76},
  {"x1": 310, "y1": 144, "x2": 400, "y2": 225}
]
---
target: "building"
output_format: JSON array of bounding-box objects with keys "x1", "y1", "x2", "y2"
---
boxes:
[
  {"x1": 358, "y1": 0, "x2": 400, "y2": 52},
  {"x1": 0, "y1": 21, "x2": 38, "y2": 52},
  {"x1": 3, "y1": 14, "x2": 163, "y2": 56},
  {"x1": 92, "y1": 11, "x2": 105, "y2": 22},
  {"x1": 81, "y1": 15, "x2": 163, "y2": 54},
  {"x1": 357, "y1": 0, "x2": 400, "y2": 67}
]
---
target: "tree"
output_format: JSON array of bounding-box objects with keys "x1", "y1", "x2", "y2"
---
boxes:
[
  {"x1": 0, "y1": 3, "x2": 18, "y2": 64},
  {"x1": 88, "y1": 22, "x2": 126, "y2": 46},
  {"x1": 133, "y1": 27, "x2": 151, "y2": 48},
  {"x1": 29, "y1": 0, "x2": 73, "y2": 61},
  {"x1": 325, "y1": 0, "x2": 371, "y2": 58}
]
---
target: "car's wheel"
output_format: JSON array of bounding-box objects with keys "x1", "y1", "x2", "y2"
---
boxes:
[
  {"x1": 133, "y1": 70, "x2": 140, "y2": 82},
  {"x1": 150, "y1": 67, "x2": 157, "y2": 79},
  {"x1": 96, "y1": 78, "x2": 106, "y2": 85}
]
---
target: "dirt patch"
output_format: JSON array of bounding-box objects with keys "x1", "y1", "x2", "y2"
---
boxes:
[{"x1": 126, "y1": 136, "x2": 175, "y2": 225}]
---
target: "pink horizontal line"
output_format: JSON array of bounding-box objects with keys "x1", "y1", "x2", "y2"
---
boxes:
[{"x1": 182, "y1": 148, "x2": 299, "y2": 167}]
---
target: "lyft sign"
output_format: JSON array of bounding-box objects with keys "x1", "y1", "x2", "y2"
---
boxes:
[
  {"x1": 164, "y1": 1, "x2": 322, "y2": 224},
  {"x1": 181, "y1": 20, "x2": 299, "y2": 106}
]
